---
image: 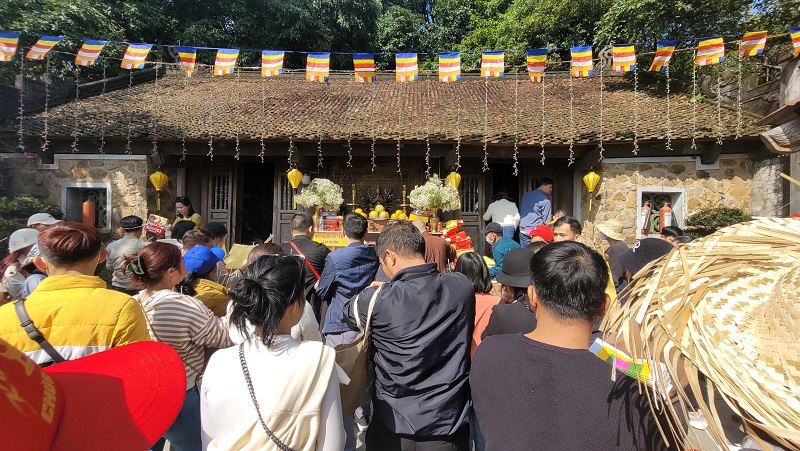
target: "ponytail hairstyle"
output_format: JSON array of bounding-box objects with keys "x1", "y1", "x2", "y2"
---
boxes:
[
  {"x1": 175, "y1": 196, "x2": 196, "y2": 219},
  {"x1": 229, "y1": 255, "x2": 306, "y2": 347},
  {"x1": 124, "y1": 242, "x2": 182, "y2": 287}
]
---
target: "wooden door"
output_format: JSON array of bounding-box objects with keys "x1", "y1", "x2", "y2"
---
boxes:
[
  {"x1": 207, "y1": 164, "x2": 236, "y2": 248},
  {"x1": 274, "y1": 165, "x2": 297, "y2": 245},
  {"x1": 441, "y1": 173, "x2": 486, "y2": 255}
]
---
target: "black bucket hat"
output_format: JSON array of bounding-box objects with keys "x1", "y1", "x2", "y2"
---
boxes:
[{"x1": 495, "y1": 247, "x2": 535, "y2": 288}]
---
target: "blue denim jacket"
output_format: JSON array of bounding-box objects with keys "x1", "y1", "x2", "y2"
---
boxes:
[{"x1": 316, "y1": 242, "x2": 379, "y2": 335}]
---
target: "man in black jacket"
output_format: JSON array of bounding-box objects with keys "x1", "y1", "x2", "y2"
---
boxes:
[
  {"x1": 344, "y1": 221, "x2": 474, "y2": 450},
  {"x1": 281, "y1": 212, "x2": 330, "y2": 322}
]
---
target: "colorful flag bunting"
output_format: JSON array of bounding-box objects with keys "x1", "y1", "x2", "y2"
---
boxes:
[
  {"x1": 26, "y1": 35, "x2": 62, "y2": 60},
  {"x1": 649, "y1": 40, "x2": 677, "y2": 72},
  {"x1": 0, "y1": 31, "x2": 19, "y2": 62},
  {"x1": 739, "y1": 31, "x2": 767, "y2": 57},
  {"x1": 261, "y1": 50, "x2": 284, "y2": 77},
  {"x1": 120, "y1": 43, "x2": 152, "y2": 70},
  {"x1": 395, "y1": 53, "x2": 418, "y2": 82},
  {"x1": 75, "y1": 40, "x2": 107, "y2": 66},
  {"x1": 481, "y1": 51, "x2": 504, "y2": 77},
  {"x1": 214, "y1": 48, "x2": 239, "y2": 76},
  {"x1": 791, "y1": 27, "x2": 800, "y2": 58},
  {"x1": 612, "y1": 44, "x2": 636, "y2": 72},
  {"x1": 570, "y1": 46, "x2": 593, "y2": 77},
  {"x1": 695, "y1": 37, "x2": 725, "y2": 66},
  {"x1": 526, "y1": 49, "x2": 547, "y2": 82},
  {"x1": 353, "y1": 53, "x2": 376, "y2": 83},
  {"x1": 176, "y1": 47, "x2": 197, "y2": 77},
  {"x1": 439, "y1": 52, "x2": 461, "y2": 82},
  {"x1": 306, "y1": 53, "x2": 330, "y2": 82}
]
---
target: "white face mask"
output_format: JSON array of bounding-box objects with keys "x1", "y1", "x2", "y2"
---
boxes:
[{"x1": 485, "y1": 236, "x2": 494, "y2": 245}]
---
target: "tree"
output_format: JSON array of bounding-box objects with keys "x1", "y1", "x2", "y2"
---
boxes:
[{"x1": 376, "y1": 5, "x2": 427, "y2": 54}]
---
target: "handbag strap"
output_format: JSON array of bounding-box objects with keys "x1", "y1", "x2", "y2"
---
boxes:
[
  {"x1": 239, "y1": 343, "x2": 296, "y2": 451},
  {"x1": 14, "y1": 300, "x2": 65, "y2": 365},
  {"x1": 288, "y1": 241, "x2": 321, "y2": 281}
]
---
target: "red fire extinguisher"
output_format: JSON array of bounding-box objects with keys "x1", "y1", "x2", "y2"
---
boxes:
[
  {"x1": 659, "y1": 202, "x2": 673, "y2": 233},
  {"x1": 639, "y1": 201, "x2": 651, "y2": 236},
  {"x1": 82, "y1": 199, "x2": 96, "y2": 228}
]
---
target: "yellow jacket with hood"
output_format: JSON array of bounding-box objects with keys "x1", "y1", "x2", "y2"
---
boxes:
[{"x1": 192, "y1": 278, "x2": 229, "y2": 317}]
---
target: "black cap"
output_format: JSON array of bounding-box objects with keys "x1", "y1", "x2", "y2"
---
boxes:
[
  {"x1": 620, "y1": 238, "x2": 673, "y2": 276},
  {"x1": 496, "y1": 247, "x2": 535, "y2": 288},
  {"x1": 120, "y1": 215, "x2": 144, "y2": 231},
  {"x1": 204, "y1": 222, "x2": 228, "y2": 237},
  {"x1": 482, "y1": 222, "x2": 504, "y2": 235}
]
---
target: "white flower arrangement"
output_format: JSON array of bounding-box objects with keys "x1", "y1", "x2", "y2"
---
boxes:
[
  {"x1": 295, "y1": 178, "x2": 344, "y2": 211},
  {"x1": 409, "y1": 174, "x2": 461, "y2": 213}
]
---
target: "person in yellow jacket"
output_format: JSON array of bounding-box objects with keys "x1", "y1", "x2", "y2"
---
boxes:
[
  {"x1": 176, "y1": 245, "x2": 229, "y2": 317},
  {"x1": 0, "y1": 222, "x2": 150, "y2": 366}
]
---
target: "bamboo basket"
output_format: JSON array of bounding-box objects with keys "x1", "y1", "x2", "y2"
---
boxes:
[{"x1": 601, "y1": 217, "x2": 800, "y2": 451}]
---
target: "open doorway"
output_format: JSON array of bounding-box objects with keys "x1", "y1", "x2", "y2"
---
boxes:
[
  {"x1": 240, "y1": 161, "x2": 275, "y2": 244},
  {"x1": 490, "y1": 164, "x2": 520, "y2": 205}
]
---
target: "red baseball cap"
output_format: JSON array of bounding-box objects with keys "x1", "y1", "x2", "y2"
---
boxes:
[
  {"x1": 526, "y1": 224, "x2": 554, "y2": 243},
  {"x1": 0, "y1": 339, "x2": 186, "y2": 451}
]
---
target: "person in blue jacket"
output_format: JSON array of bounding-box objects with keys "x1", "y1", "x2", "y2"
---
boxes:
[{"x1": 483, "y1": 222, "x2": 520, "y2": 278}]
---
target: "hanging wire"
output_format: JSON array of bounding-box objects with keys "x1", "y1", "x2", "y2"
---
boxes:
[
  {"x1": 17, "y1": 50, "x2": 25, "y2": 152},
  {"x1": 180, "y1": 64, "x2": 188, "y2": 162},
  {"x1": 691, "y1": 50, "x2": 698, "y2": 151},
  {"x1": 98, "y1": 63, "x2": 107, "y2": 154},
  {"x1": 482, "y1": 76, "x2": 489, "y2": 172},
  {"x1": 287, "y1": 134, "x2": 294, "y2": 168},
  {"x1": 234, "y1": 67, "x2": 241, "y2": 160},
  {"x1": 632, "y1": 67, "x2": 639, "y2": 155},
  {"x1": 598, "y1": 65, "x2": 605, "y2": 162},
  {"x1": 41, "y1": 56, "x2": 51, "y2": 152},
  {"x1": 568, "y1": 74, "x2": 575, "y2": 166},
  {"x1": 665, "y1": 66, "x2": 673, "y2": 153},
  {"x1": 424, "y1": 71, "x2": 431, "y2": 177},
  {"x1": 318, "y1": 135, "x2": 324, "y2": 171},
  {"x1": 716, "y1": 71, "x2": 724, "y2": 146},
  {"x1": 150, "y1": 62, "x2": 160, "y2": 158},
  {"x1": 259, "y1": 75, "x2": 266, "y2": 164},
  {"x1": 455, "y1": 84, "x2": 462, "y2": 171},
  {"x1": 124, "y1": 69, "x2": 134, "y2": 155},
  {"x1": 71, "y1": 66, "x2": 81, "y2": 153},
  {"x1": 207, "y1": 72, "x2": 214, "y2": 161},
  {"x1": 540, "y1": 76, "x2": 546, "y2": 165},
  {"x1": 396, "y1": 83, "x2": 402, "y2": 174},
  {"x1": 512, "y1": 70, "x2": 519, "y2": 176},
  {"x1": 370, "y1": 82, "x2": 377, "y2": 172},
  {"x1": 736, "y1": 48, "x2": 743, "y2": 140},
  {"x1": 346, "y1": 86, "x2": 353, "y2": 168}
]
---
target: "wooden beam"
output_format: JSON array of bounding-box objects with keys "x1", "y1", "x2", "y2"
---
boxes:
[{"x1": 760, "y1": 118, "x2": 800, "y2": 154}]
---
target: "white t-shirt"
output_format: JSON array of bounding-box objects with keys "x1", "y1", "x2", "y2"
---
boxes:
[
  {"x1": 200, "y1": 337, "x2": 344, "y2": 451},
  {"x1": 483, "y1": 198, "x2": 521, "y2": 228}
]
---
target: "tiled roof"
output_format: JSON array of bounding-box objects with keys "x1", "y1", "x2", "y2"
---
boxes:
[{"x1": 5, "y1": 74, "x2": 767, "y2": 145}]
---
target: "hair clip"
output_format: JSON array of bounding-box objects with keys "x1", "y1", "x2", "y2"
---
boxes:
[{"x1": 125, "y1": 255, "x2": 146, "y2": 276}]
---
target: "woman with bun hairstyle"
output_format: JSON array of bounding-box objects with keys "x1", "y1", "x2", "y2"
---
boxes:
[
  {"x1": 201, "y1": 255, "x2": 344, "y2": 450},
  {"x1": 0, "y1": 222, "x2": 150, "y2": 365},
  {"x1": 126, "y1": 241, "x2": 231, "y2": 451}
]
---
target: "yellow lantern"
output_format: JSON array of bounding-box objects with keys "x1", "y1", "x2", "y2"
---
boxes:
[
  {"x1": 149, "y1": 170, "x2": 168, "y2": 210},
  {"x1": 287, "y1": 169, "x2": 303, "y2": 209},
  {"x1": 583, "y1": 170, "x2": 601, "y2": 211},
  {"x1": 446, "y1": 171, "x2": 461, "y2": 189}
]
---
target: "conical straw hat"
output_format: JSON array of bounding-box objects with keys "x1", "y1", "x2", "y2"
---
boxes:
[
  {"x1": 601, "y1": 217, "x2": 800, "y2": 450},
  {"x1": 596, "y1": 219, "x2": 625, "y2": 241}
]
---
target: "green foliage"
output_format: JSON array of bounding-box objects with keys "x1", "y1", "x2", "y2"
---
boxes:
[
  {"x1": 0, "y1": 196, "x2": 63, "y2": 242},
  {"x1": 377, "y1": 5, "x2": 427, "y2": 54},
  {"x1": 684, "y1": 205, "x2": 751, "y2": 237}
]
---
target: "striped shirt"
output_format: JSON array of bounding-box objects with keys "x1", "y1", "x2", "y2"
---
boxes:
[{"x1": 135, "y1": 289, "x2": 232, "y2": 389}]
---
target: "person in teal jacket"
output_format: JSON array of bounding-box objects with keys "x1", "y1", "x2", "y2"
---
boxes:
[{"x1": 483, "y1": 222, "x2": 521, "y2": 278}]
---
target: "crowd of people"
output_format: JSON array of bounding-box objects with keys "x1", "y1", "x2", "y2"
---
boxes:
[{"x1": 0, "y1": 190, "x2": 739, "y2": 451}]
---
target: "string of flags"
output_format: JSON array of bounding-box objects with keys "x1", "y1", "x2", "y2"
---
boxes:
[{"x1": 1, "y1": 29, "x2": 799, "y2": 80}]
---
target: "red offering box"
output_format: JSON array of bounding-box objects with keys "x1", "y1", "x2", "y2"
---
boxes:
[{"x1": 455, "y1": 238, "x2": 473, "y2": 250}]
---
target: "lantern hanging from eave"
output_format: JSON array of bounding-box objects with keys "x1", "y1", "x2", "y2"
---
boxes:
[
  {"x1": 287, "y1": 169, "x2": 303, "y2": 209},
  {"x1": 446, "y1": 171, "x2": 461, "y2": 189},
  {"x1": 149, "y1": 170, "x2": 168, "y2": 210},
  {"x1": 583, "y1": 170, "x2": 600, "y2": 211}
]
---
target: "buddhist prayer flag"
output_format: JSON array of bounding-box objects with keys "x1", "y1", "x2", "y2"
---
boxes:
[
  {"x1": 695, "y1": 37, "x2": 725, "y2": 66},
  {"x1": 739, "y1": 31, "x2": 767, "y2": 57},
  {"x1": 26, "y1": 35, "x2": 61, "y2": 60},
  {"x1": 570, "y1": 46, "x2": 593, "y2": 77},
  {"x1": 75, "y1": 40, "x2": 107, "y2": 66},
  {"x1": 120, "y1": 43, "x2": 152, "y2": 70},
  {"x1": 481, "y1": 51, "x2": 504, "y2": 77},
  {"x1": 395, "y1": 53, "x2": 418, "y2": 82},
  {"x1": 306, "y1": 52, "x2": 330, "y2": 82},
  {"x1": 0, "y1": 31, "x2": 19, "y2": 62},
  {"x1": 649, "y1": 40, "x2": 677, "y2": 72},
  {"x1": 791, "y1": 27, "x2": 800, "y2": 58},
  {"x1": 214, "y1": 48, "x2": 238, "y2": 76},
  {"x1": 438, "y1": 52, "x2": 461, "y2": 82},
  {"x1": 176, "y1": 46, "x2": 197, "y2": 77},
  {"x1": 526, "y1": 49, "x2": 547, "y2": 82},
  {"x1": 261, "y1": 50, "x2": 284, "y2": 77},
  {"x1": 612, "y1": 44, "x2": 636, "y2": 72},
  {"x1": 353, "y1": 53, "x2": 376, "y2": 83}
]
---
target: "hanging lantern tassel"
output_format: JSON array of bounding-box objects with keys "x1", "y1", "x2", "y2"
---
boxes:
[
  {"x1": 583, "y1": 170, "x2": 600, "y2": 211},
  {"x1": 149, "y1": 170, "x2": 168, "y2": 210},
  {"x1": 287, "y1": 168, "x2": 303, "y2": 210}
]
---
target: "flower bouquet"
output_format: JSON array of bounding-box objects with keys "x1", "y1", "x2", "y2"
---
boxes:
[
  {"x1": 409, "y1": 174, "x2": 461, "y2": 214},
  {"x1": 295, "y1": 178, "x2": 344, "y2": 211}
]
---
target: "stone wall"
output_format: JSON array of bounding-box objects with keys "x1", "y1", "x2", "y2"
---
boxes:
[
  {"x1": 0, "y1": 154, "x2": 153, "y2": 239},
  {"x1": 750, "y1": 157, "x2": 785, "y2": 217},
  {"x1": 580, "y1": 157, "x2": 754, "y2": 250}
]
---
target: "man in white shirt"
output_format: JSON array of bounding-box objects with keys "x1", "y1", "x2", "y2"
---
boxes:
[{"x1": 483, "y1": 192, "x2": 520, "y2": 241}]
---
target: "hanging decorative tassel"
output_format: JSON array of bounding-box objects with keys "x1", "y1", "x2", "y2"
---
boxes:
[
  {"x1": 17, "y1": 51, "x2": 25, "y2": 152},
  {"x1": 346, "y1": 84, "x2": 353, "y2": 168},
  {"x1": 568, "y1": 74, "x2": 575, "y2": 166},
  {"x1": 71, "y1": 66, "x2": 81, "y2": 153},
  {"x1": 665, "y1": 66, "x2": 672, "y2": 153},
  {"x1": 181, "y1": 66, "x2": 189, "y2": 162},
  {"x1": 513, "y1": 70, "x2": 519, "y2": 176},
  {"x1": 98, "y1": 64, "x2": 107, "y2": 154},
  {"x1": 287, "y1": 134, "x2": 294, "y2": 168},
  {"x1": 41, "y1": 56, "x2": 51, "y2": 153},
  {"x1": 125, "y1": 69, "x2": 134, "y2": 155},
  {"x1": 424, "y1": 72, "x2": 432, "y2": 177},
  {"x1": 234, "y1": 67, "x2": 241, "y2": 160},
  {"x1": 633, "y1": 67, "x2": 639, "y2": 155},
  {"x1": 540, "y1": 75, "x2": 546, "y2": 165},
  {"x1": 318, "y1": 135, "x2": 324, "y2": 171},
  {"x1": 150, "y1": 62, "x2": 161, "y2": 159},
  {"x1": 207, "y1": 73, "x2": 215, "y2": 161},
  {"x1": 371, "y1": 83, "x2": 377, "y2": 172},
  {"x1": 259, "y1": 75, "x2": 266, "y2": 164},
  {"x1": 691, "y1": 50, "x2": 698, "y2": 151},
  {"x1": 482, "y1": 76, "x2": 489, "y2": 172},
  {"x1": 736, "y1": 48, "x2": 742, "y2": 140},
  {"x1": 716, "y1": 71, "x2": 724, "y2": 146},
  {"x1": 455, "y1": 85, "x2": 462, "y2": 171},
  {"x1": 598, "y1": 62, "x2": 605, "y2": 162}
]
